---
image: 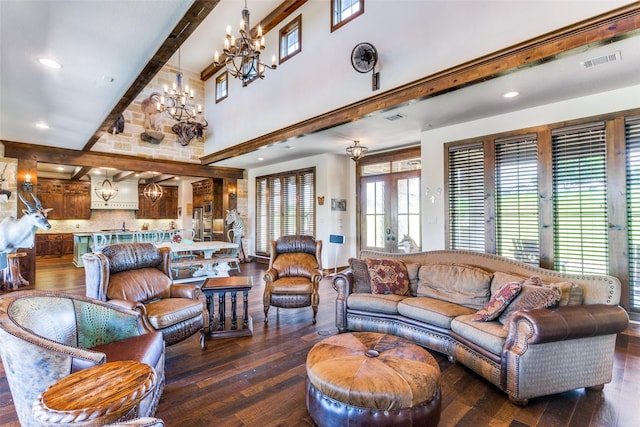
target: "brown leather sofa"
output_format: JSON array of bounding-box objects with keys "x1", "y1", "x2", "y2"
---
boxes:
[
  {"x1": 84, "y1": 243, "x2": 206, "y2": 350},
  {"x1": 0, "y1": 290, "x2": 165, "y2": 427},
  {"x1": 333, "y1": 249, "x2": 630, "y2": 405},
  {"x1": 263, "y1": 235, "x2": 323, "y2": 323}
]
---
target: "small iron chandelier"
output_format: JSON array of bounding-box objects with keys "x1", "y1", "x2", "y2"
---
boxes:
[
  {"x1": 346, "y1": 140, "x2": 368, "y2": 162},
  {"x1": 157, "y1": 49, "x2": 202, "y2": 123},
  {"x1": 143, "y1": 183, "x2": 164, "y2": 205},
  {"x1": 213, "y1": 0, "x2": 277, "y2": 86},
  {"x1": 95, "y1": 174, "x2": 118, "y2": 203}
]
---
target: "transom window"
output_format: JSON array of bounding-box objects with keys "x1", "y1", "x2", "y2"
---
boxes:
[
  {"x1": 331, "y1": 0, "x2": 364, "y2": 32},
  {"x1": 279, "y1": 15, "x2": 301, "y2": 64}
]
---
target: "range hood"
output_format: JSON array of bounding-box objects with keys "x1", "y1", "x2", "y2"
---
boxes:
[{"x1": 91, "y1": 179, "x2": 139, "y2": 210}]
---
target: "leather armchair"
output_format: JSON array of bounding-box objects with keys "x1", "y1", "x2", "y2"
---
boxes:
[
  {"x1": 0, "y1": 290, "x2": 165, "y2": 427},
  {"x1": 83, "y1": 243, "x2": 206, "y2": 350},
  {"x1": 263, "y1": 235, "x2": 323, "y2": 324}
]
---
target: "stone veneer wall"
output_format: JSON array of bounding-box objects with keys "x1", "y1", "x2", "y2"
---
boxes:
[{"x1": 91, "y1": 64, "x2": 205, "y2": 162}]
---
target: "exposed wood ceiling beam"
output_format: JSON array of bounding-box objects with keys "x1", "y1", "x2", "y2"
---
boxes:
[
  {"x1": 200, "y1": 3, "x2": 640, "y2": 165},
  {"x1": 3, "y1": 140, "x2": 244, "y2": 179},
  {"x1": 144, "y1": 174, "x2": 177, "y2": 184},
  {"x1": 83, "y1": 0, "x2": 220, "y2": 151},
  {"x1": 200, "y1": 0, "x2": 308, "y2": 81},
  {"x1": 71, "y1": 166, "x2": 92, "y2": 181},
  {"x1": 113, "y1": 171, "x2": 136, "y2": 182}
]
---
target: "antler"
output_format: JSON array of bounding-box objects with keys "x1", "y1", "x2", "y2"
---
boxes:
[
  {"x1": 31, "y1": 193, "x2": 44, "y2": 210},
  {"x1": 18, "y1": 193, "x2": 35, "y2": 213}
]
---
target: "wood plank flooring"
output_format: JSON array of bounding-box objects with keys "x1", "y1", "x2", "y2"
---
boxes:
[{"x1": 1, "y1": 256, "x2": 639, "y2": 426}]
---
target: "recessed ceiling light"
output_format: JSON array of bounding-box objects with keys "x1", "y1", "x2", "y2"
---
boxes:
[
  {"x1": 503, "y1": 91, "x2": 519, "y2": 98},
  {"x1": 257, "y1": 157, "x2": 264, "y2": 161},
  {"x1": 56, "y1": 166, "x2": 64, "y2": 171},
  {"x1": 38, "y1": 58, "x2": 62, "y2": 69},
  {"x1": 35, "y1": 122, "x2": 49, "y2": 129}
]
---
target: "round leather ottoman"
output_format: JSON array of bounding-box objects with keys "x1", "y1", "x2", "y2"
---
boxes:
[{"x1": 306, "y1": 332, "x2": 441, "y2": 427}]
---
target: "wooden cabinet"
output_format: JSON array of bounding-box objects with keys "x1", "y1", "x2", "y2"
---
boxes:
[
  {"x1": 192, "y1": 179, "x2": 213, "y2": 208},
  {"x1": 37, "y1": 179, "x2": 91, "y2": 219},
  {"x1": 35, "y1": 233, "x2": 74, "y2": 256},
  {"x1": 136, "y1": 185, "x2": 178, "y2": 219}
]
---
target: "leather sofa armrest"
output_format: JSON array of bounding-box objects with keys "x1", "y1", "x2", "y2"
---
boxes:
[
  {"x1": 507, "y1": 304, "x2": 629, "y2": 345},
  {"x1": 264, "y1": 268, "x2": 278, "y2": 285},
  {"x1": 170, "y1": 283, "x2": 201, "y2": 300},
  {"x1": 311, "y1": 269, "x2": 323, "y2": 285},
  {"x1": 107, "y1": 298, "x2": 145, "y2": 313},
  {"x1": 332, "y1": 269, "x2": 354, "y2": 296}
]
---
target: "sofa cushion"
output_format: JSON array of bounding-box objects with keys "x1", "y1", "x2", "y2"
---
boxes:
[
  {"x1": 543, "y1": 281, "x2": 584, "y2": 306},
  {"x1": 349, "y1": 258, "x2": 372, "y2": 294},
  {"x1": 144, "y1": 298, "x2": 204, "y2": 329},
  {"x1": 106, "y1": 268, "x2": 172, "y2": 302},
  {"x1": 490, "y1": 271, "x2": 526, "y2": 295},
  {"x1": 365, "y1": 259, "x2": 411, "y2": 296},
  {"x1": 347, "y1": 293, "x2": 408, "y2": 314},
  {"x1": 473, "y1": 281, "x2": 522, "y2": 321},
  {"x1": 417, "y1": 263, "x2": 492, "y2": 310},
  {"x1": 498, "y1": 283, "x2": 561, "y2": 325},
  {"x1": 102, "y1": 243, "x2": 162, "y2": 273},
  {"x1": 398, "y1": 297, "x2": 476, "y2": 329},
  {"x1": 451, "y1": 314, "x2": 508, "y2": 356},
  {"x1": 273, "y1": 253, "x2": 319, "y2": 278},
  {"x1": 405, "y1": 262, "x2": 420, "y2": 296}
]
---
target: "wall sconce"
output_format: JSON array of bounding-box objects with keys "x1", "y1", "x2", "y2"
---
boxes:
[
  {"x1": 425, "y1": 187, "x2": 442, "y2": 204},
  {"x1": 22, "y1": 173, "x2": 33, "y2": 192},
  {"x1": 229, "y1": 186, "x2": 236, "y2": 200}
]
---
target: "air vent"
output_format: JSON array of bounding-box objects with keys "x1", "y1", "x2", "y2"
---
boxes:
[
  {"x1": 580, "y1": 50, "x2": 621, "y2": 69},
  {"x1": 385, "y1": 114, "x2": 406, "y2": 121}
]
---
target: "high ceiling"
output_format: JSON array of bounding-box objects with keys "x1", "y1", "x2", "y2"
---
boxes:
[{"x1": 2, "y1": 1, "x2": 640, "y2": 173}]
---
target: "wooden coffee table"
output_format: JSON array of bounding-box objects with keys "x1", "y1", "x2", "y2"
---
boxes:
[
  {"x1": 201, "y1": 276, "x2": 253, "y2": 338},
  {"x1": 32, "y1": 360, "x2": 156, "y2": 426}
]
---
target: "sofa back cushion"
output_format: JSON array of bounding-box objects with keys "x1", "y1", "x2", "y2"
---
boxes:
[
  {"x1": 349, "y1": 258, "x2": 372, "y2": 294},
  {"x1": 272, "y1": 253, "x2": 319, "y2": 278},
  {"x1": 106, "y1": 268, "x2": 172, "y2": 302},
  {"x1": 101, "y1": 243, "x2": 162, "y2": 274},
  {"x1": 417, "y1": 263, "x2": 492, "y2": 309}
]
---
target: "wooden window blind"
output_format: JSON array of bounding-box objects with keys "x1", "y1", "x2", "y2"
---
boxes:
[
  {"x1": 626, "y1": 116, "x2": 640, "y2": 312},
  {"x1": 255, "y1": 168, "x2": 315, "y2": 255},
  {"x1": 495, "y1": 134, "x2": 539, "y2": 264},
  {"x1": 448, "y1": 143, "x2": 485, "y2": 251},
  {"x1": 552, "y1": 122, "x2": 608, "y2": 274}
]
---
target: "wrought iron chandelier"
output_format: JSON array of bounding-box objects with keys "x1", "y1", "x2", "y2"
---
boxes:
[
  {"x1": 95, "y1": 174, "x2": 118, "y2": 203},
  {"x1": 157, "y1": 49, "x2": 202, "y2": 123},
  {"x1": 143, "y1": 183, "x2": 164, "y2": 205},
  {"x1": 213, "y1": 0, "x2": 277, "y2": 86},
  {"x1": 346, "y1": 140, "x2": 368, "y2": 162}
]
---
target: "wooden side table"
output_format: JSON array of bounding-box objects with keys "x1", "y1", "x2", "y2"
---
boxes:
[
  {"x1": 32, "y1": 360, "x2": 156, "y2": 426},
  {"x1": 0, "y1": 252, "x2": 29, "y2": 290},
  {"x1": 201, "y1": 276, "x2": 253, "y2": 338}
]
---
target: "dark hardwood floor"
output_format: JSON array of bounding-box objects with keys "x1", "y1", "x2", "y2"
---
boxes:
[{"x1": 1, "y1": 255, "x2": 639, "y2": 426}]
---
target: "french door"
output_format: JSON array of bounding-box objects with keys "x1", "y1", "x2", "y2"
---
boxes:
[{"x1": 359, "y1": 170, "x2": 421, "y2": 252}]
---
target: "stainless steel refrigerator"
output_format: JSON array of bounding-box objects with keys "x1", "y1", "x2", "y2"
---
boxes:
[{"x1": 193, "y1": 207, "x2": 204, "y2": 241}]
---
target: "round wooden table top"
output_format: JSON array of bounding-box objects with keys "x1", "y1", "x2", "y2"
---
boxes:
[{"x1": 33, "y1": 360, "x2": 157, "y2": 426}]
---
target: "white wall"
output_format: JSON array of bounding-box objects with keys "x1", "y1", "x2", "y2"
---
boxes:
[
  {"x1": 248, "y1": 153, "x2": 355, "y2": 269},
  {"x1": 420, "y1": 83, "x2": 640, "y2": 250},
  {"x1": 204, "y1": 0, "x2": 631, "y2": 153}
]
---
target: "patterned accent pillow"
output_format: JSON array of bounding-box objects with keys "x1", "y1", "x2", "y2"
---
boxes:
[
  {"x1": 365, "y1": 258, "x2": 411, "y2": 296},
  {"x1": 473, "y1": 281, "x2": 522, "y2": 322},
  {"x1": 349, "y1": 258, "x2": 372, "y2": 294},
  {"x1": 498, "y1": 283, "x2": 562, "y2": 326}
]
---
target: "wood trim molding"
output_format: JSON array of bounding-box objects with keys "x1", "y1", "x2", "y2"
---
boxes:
[
  {"x1": 2, "y1": 140, "x2": 244, "y2": 180},
  {"x1": 200, "y1": 3, "x2": 640, "y2": 165},
  {"x1": 82, "y1": 0, "x2": 220, "y2": 151},
  {"x1": 200, "y1": 0, "x2": 308, "y2": 81}
]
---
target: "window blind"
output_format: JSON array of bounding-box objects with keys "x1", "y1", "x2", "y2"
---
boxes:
[
  {"x1": 448, "y1": 143, "x2": 485, "y2": 251},
  {"x1": 552, "y1": 122, "x2": 608, "y2": 274},
  {"x1": 626, "y1": 116, "x2": 640, "y2": 312},
  {"x1": 255, "y1": 168, "x2": 315, "y2": 255},
  {"x1": 495, "y1": 134, "x2": 539, "y2": 264}
]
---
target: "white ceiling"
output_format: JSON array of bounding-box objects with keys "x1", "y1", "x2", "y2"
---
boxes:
[{"x1": 2, "y1": 1, "x2": 640, "y2": 172}]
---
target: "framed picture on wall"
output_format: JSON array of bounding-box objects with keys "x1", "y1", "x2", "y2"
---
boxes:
[{"x1": 331, "y1": 199, "x2": 347, "y2": 211}]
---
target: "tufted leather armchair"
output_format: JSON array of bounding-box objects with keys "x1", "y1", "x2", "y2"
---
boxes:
[
  {"x1": 83, "y1": 243, "x2": 206, "y2": 350},
  {"x1": 263, "y1": 235, "x2": 323, "y2": 324},
  {"x1": 0, "y1": 290, "x2": 165, "y2": 427}
]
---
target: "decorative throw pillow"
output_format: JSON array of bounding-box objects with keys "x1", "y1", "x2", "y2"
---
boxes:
[
  {"x1": 365, "y1": 258, "x2": 411, "y2": 296},
  {"x1": 542, "y1": 281, "x2": 584, "y2": 306},
  {"x1": 498, "y1": 283, "x2": 561, "y2": 326},
  {"x1": 473, "y1": 281, "x2": 522, "y2": 321},
  {"x1": 349, "y1": 258, "x2": 372, "y2": 294}
]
